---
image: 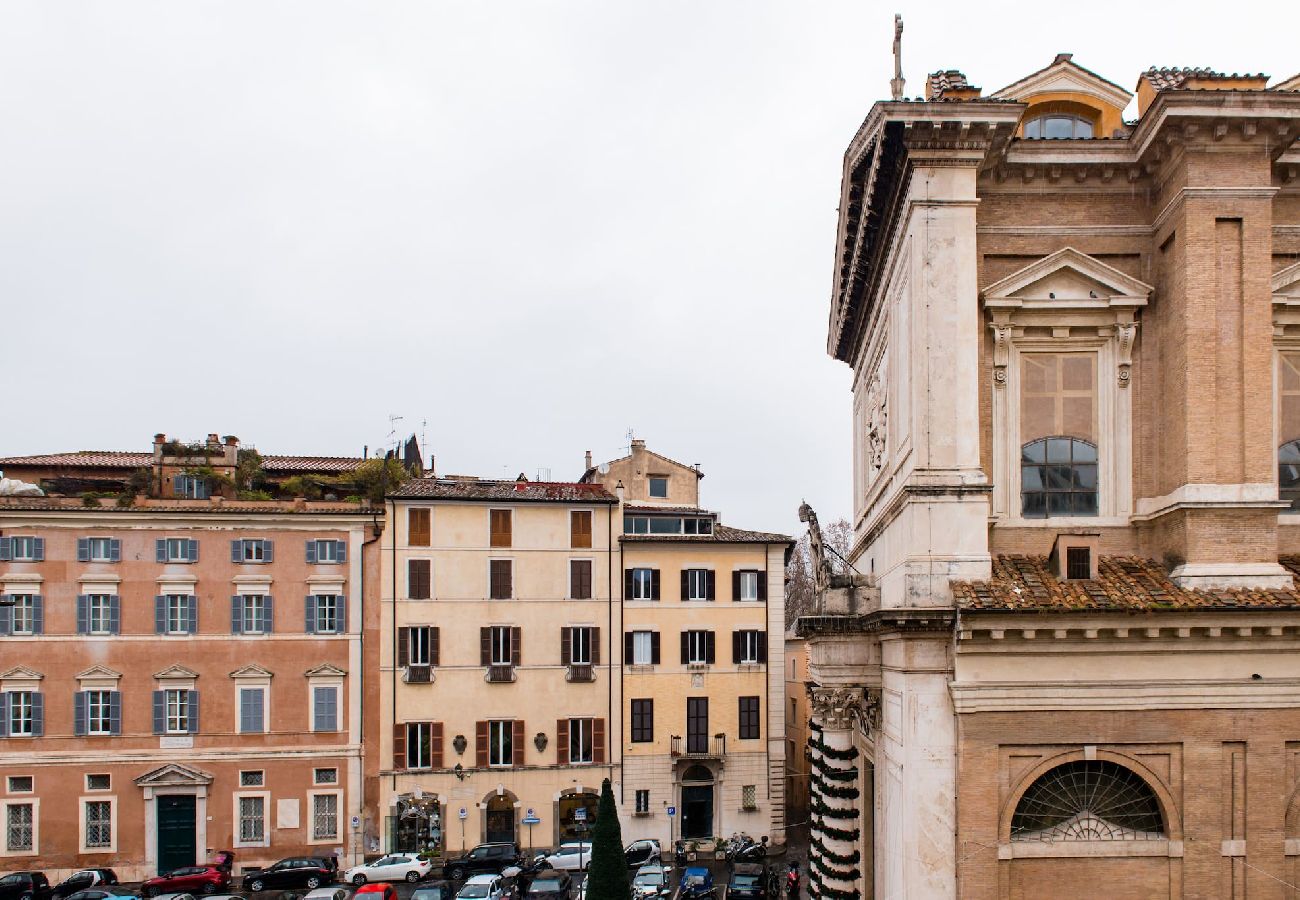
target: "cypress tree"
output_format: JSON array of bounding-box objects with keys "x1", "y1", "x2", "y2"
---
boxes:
[{"x1": 584, "y1": 778, "x2": 630, "y2": 900}]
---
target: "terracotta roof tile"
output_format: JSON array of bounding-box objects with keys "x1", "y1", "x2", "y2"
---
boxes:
[
  {"x1": 391, "y1": 478, "x2": 617, "y2": 503},
  {"x1": 926, "y1": 70, "x2": 980, "y2": 100},
  {"x1": 955, "y1": 554, "x2": 1300, "y2": 612},
  {"x1": 0, "y1": 450, "x2": 364, "y2": 473},
  {"x1": 622, "y1": 524, "x2": 791, "y2": 544},
  {"x1": 1141, "y1": 67, "x2": 1270, "y2": 91}
]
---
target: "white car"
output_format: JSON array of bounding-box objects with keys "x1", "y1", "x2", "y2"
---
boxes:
[
  {"x1": 454, "y1": 875, "x2": 505, "y2": 900},
  {"x1": 343, "y1": 855, "x2": 432, "y2": 885},
  {"x1": 631, "y1": 865, "x2": 670, "y2": 899},
  {"x1": 304, "y1": 889, "x2": 353, "y2": 900},
  {"x1": 543, "y1": 841, "x2": 593, "y2": 871}
]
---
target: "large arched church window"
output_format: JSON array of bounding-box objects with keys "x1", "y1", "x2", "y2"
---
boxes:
[
  {"x1": 1023, "y1": 114, "x2": 1094, "y2": 139},
  {"x1": 1021, "y1": 437, "x2": 1098, "y2": 517},
  {"x1": 1280, "y1": 440, "x2": 1300, "y2": 510},
  {"x1": 1011, "y1": 760, "x2": 1164, "y2": 841}
]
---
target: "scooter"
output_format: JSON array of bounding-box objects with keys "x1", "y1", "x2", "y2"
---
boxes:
[
  {"x1": 732, "y1": 835, "x2": 768, "y2": 863},
  {"x1": 673, "y1": 840, "x2": 689, "y2": 869}
]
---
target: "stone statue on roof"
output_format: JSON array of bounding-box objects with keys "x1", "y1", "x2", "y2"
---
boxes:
[{"x1": 890, "y1": 14, "x2": 905, "y2": 101}]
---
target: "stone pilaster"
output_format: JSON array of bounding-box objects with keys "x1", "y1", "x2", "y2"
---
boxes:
[{"x1": 808, "y1": 687, "x2": 870, "y2": 900}]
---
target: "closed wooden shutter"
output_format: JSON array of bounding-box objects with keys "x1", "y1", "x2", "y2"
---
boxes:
[
  {"x1": 593, "y1": 718, "x2": 606, "y2": 764},
  {"x1": 431, "y1": 627, "x2": 441, "y2": 666},
  {"x1": 561, "y1": 627, "x2": 572, "y2": 666},
  {"x1": 680, "y1": 631, "x2": 690, "y2": 664},
  {"x1": 511, "y1": 626, "x2": 522, "y2": 666},
  {"x1": 476, "y1": 721, "x2": 489, "y2": 767},
  {"x1": 624, "y1": 631, "x2": 634, "y2": 665},
  {"x1": 706, "y1": 570, "x2": 716, "y2": 601},
  {"x1": 651, "y1": 569, "x2": 660, "y2": 600},
  {"x1": 706, "y1": 631, "x2": 716, "y2": 663},
  {"x1": 591, "y1": 627, "x2": 600, "y2": 665},
  {"x1": 480, "y1": 627, "x2": 491, "y2": 666},
  {"x1": 651, "y1": 631, "x2": 661, "y2": 664},
  {"x1": 512, "y1": 720, "x2": 525, "y2": 766},
  {"x1": 757, "y1": 570, "x2": 768, "y2": 601},
  {"x1": 758, "y1": 631, "x2": 768, "y2": 663},
  {"x1": 398, "y1": 627, "x2": 411, "y2": 667},
  {"x1": 623, "y1": 569, "x2": 634, "y2": 599},
  {"x1": 393, "y1": 723, "x2": 407, "y2": 769},
  {"x1": 571, "y1": 560, "x2": 592, "y2": 600},
  {"x1": 490, "y1": 509, "x2": 512, "y2": 547},
  {"x1": 732, "y1": 630, "x2": 742, "y2": 664},
  {"x1": 571, "y1": 511, "x2": 592, "y2": 548},
  {"x1": 557, "y1": 719, "x2": 569, "y2": 765},
  {"x1": 732, "y1": 571, "x2": 742, "y2": 602},
  {"x1": 408, "y1": 560, "x2": 431, "y2": 600},
  {"x1": 408, "y1": 508, "x2": 431, "y2": 546},
  {"x1": 490, "y1": 560, "x2": 512, "y2": 599},
  {"x1": 431, "y1": 722, "x2": 444, "y2": 768},
  {"x1": 680, "y1": 570, "x2": 690, "y2": 601}
]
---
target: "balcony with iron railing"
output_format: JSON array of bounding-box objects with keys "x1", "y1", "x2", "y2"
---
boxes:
[
  {"x1": 565, "y1": 664, "x2": 596, "y2": 683},
  {"x1": 485, "y1": 664, "x2": 516, "y2": 684},
  {"x1": 670, "y1": 733, "x2": 727, "y2": 759},
  {"x1": 402, "y1": 665, "x2": 434, "y2": 684}
]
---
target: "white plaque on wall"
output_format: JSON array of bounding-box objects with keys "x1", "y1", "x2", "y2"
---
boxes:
[
  {"x1": 277, "y1": 799, "x2": 300, "y2": 829},
  {"x1": 159, "y1": 736, "x2": 193, "y2": 749}
]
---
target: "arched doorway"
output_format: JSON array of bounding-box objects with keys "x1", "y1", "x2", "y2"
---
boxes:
[
  {"x1": 681, "y1": 765, "x2": 714, "y2": 840},
  {"x1": 557, "y1": 790, "x2": 599, "y2": 844},
  {"x1": 485, "y1": 794, "x2": 517, "y2": 845}
]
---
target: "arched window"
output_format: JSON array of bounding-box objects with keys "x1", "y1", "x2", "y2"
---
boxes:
[
  {"x1": 1024, "y1": 115, "x2": 1094, "y2": 139},
  {"x1": 1012, "y1": 760, "x2": 1164, "y2": 842},
  {"x1": 1281, "y1": 441, "x2": 1300, "y2": 510},
  {"x1": 1021, "y1": 437, "x2": 1097, "y2": 518}
]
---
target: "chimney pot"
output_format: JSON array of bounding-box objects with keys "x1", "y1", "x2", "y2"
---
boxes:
[
  {"x1": 585, "y1": 450, "x2": 593, "y2": 470},
  {"x1": 615, "y1": 480, "x2": 625, "y2": 503}
]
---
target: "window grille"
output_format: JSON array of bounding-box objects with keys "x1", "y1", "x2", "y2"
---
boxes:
[
  {"x1": 6, "y1": 803, "x2": 33, "y2": 851},
  {"x1": 85, "y1": 801, "x2": 111, "y2": 848},
  {"x1": 239, "y1": 770, "x2": 265, "y2": 787},
  {"x1": 1011, "y1": 760, "x2": 1164, "y2": 841},
  {"x1": 239, "y1": 796, "x2": 265, "y2": 843},
  {"x1": 312, "y1": 794, "x2": 338, "y2": 840}
]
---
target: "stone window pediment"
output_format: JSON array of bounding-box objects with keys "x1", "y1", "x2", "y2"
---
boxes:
[
  {"x1": 983, "y1": 247, "x2": 1153, "y2": 312},
  {"x1": 230, "y1": 664, "x2": 273, "y2": 681},
  {"x1": 76, "y1": 666, "x2": 122, "y2": 691},
  {"x1": 1274, "y1": 261, "x2": 1300, "y2": 308}
]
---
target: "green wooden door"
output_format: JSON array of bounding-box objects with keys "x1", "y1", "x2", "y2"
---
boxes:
[{"x1": 157, "y1": 795, "x2": 197, "y2": 874}]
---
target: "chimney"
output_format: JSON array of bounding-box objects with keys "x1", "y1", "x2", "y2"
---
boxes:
[
  {"x1": 585, "y1": 450, "x2": 593, "y2": 470},
  {"x1": 615, "y1": 480, "x2": 625, "y2": 504},
  {"x1": 153, "y1": 433, "x2": 166, "y2": 458}
]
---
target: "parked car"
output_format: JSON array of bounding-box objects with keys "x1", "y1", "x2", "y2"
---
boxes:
[
  {"x1": 542, "y1": 841, "x2": 592, "y2": 872},
  {"x1": 207, "y1": 854, "x2": 234, "y2": 875},
  {"x1": 631, "y1": 864, "x2": 670, "y2": 899},
  {"x1": 522, "y1": 870, "x2": 570, "y2": 900},
  {"x1": 148, "y1": 894, "x2": 196, "y2": 900},
  {"x1": 0, "y1": 873, "x2": 52, "y2": 900},
  {"x1": 624, "y1": 839, "x2": 661, "y2": 869},
  {"x1": 453, "y1": 877, "x2": 505, "y2": 900},
  {"x1": 142, "y1": 868, "x2": 230, "y2": 898},
  {"x1": 725, "y1": 863, "x2": 767, "y2": 899},
  {"x1": 353, "y1": 886, "x2": 396, "y2": 900},
  {"x1": 409, "y1": 889, "x2": 449, "y2": 900},
  {"x1": 343, "y1": 856, "x2": 432, "y2": 886},
  {"x1": 64, "y1": 891, "x2": 136, "y2": 900},
  {"x1": 442, "y1": 845, "x2": 522, "y2": 882},
  {"x1": 240, "y1": 859, "x2": 334, "y2": 893},
  {"x1": 54, "y1": 871, "x2": 119, "y2": 899},
  {"x1": 679, "y1": 867, "x2": 714, "y2": 899},
  {"x1": 304, "y1": 888, "x2": 353, "y2": 900}
]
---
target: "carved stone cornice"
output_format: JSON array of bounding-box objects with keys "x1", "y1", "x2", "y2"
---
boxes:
[{"x1": 810, "y1": 685, "x2": 883, "y2": 738}]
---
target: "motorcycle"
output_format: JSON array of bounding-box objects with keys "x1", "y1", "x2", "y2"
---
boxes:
[
  {"x1": 732, "y1": 835, "x2": 768, "y2": 864},
  {"x1": 673, "y1": 840, "x2": 689, "y2": 869}
]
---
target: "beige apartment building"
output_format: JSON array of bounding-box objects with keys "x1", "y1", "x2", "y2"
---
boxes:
[
  {"x1": 796, "y1": 52, "x2": 1300, "y2": 899},
  {"x1": 0, "y1": 434, "x2": 380, "y2": 880}
]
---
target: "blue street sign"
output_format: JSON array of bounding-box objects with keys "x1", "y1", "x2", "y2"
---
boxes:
[
  {"x1": 458, "y1": 807, "x2": 468, "y2": 819},
  {"x1": 666, "y1": 806, "x2": 676, "y2": 817},
  {"x1": 523, "y1": 815, "x2": 542, "y2": 825},
  {"x1": 574, "y1": 808, "x2": 588, "y2": 822}
]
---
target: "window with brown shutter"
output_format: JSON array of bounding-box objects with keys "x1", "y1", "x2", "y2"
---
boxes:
[
  {"x1": 512, "y1": 720, "x2": 525, "y2": 766},
  {"x1": 408, "y1": 508, "x2": 431, "y2": 547},
  {"x1": 571, "y1": 510, "x2": 592, "y2": 548},
  {"x1": 561, "y1": 627, "x2": 572, "y2": 666},
  {"x1": 489, "y1": 559, "x2": 512, "y2": 599},
  {"x1": 570, "y1": 559, "x2": 592, "y2": 600},
  {"x1": 593, "y1": 718, "x2": 605, "y2": 764},
  {"x1": 398, "y1": 627, "x2": 411, "y2": 667},
  {"x1": 480, "y1": 627, "x2": 491, "y2": 666},
  {"x1": 392, "y1": 722, "x2": 407, "y2": 770},
  {"x1": 430, "y1": 627, "x2": 441, "y2": 666},
  {"x1": 490, "y1": 509, "x2": 512, "y2": 548},
  {"x1": 408, "y1": 559, "x2": 431, "y2": 600},
  {"x1": 430, "y1": 721, "x2": 444, "y2": 768},
  {"x1": 556, "y1": 719, "x2": 569, "y2": 765},
  {"x1": 511, "y1": 626, "x2": 522, "y2": 666},
  {"x1": 476, "y1": 720, "x2": 489, "y2": 767}
]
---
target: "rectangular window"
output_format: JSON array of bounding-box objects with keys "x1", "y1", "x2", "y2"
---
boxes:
[
  {"x1": 312, "y1": 793, "x2": 338, "y2": 840},
  {"x1": 570, "y1": 626, "x2": 592, "y2": 665},
  {"x1": 164, "y1": 538, "x2": 196, "y2": 562},
  {"x1": 686, "y1": 697, "x2": 708, "y2": 754},
  {"x1": 6, "y1": 777, "x2": 32, "y2": 794},
  {"x1": 88, "y1": 537, "x2": 116, "y2": 562},
  {"x1": 625, "y1": 516, "x2": 649, "y2": 534},
  {"x1": 86, "y1": 774, "x2": 110, "y2": 791},
  {"x1": 737, "y1": 630, "x2": 762, "y2": 664},
  {"x1": 635, "y1": 790, "x2": 650, "y2": 814},
  {"x1": 239, "y1": 539, "x2": 268, "y2": 563},
  {"x1": 569, "y1": 718, "x2": 594, "y2": 764},
  {"x1": 308, "y1": 539, "x2": 345, "y2": 564},
  {"x1": 314, "y1": 768, "x2": 338, "y2": 785},
  {"x1": 10, "y1": 537, "x2": 38, "y2": 560},
  {"x1": 631, "y1": 699, "x2": 654, "y2": 743},
  {"x1": 571, "y1": 511, "x2": 593, "y2": 548},
  {"x1": 6, "y1": 803, "x2": 33, "y2": 851},
  {"x1": 238, "y1": 796, "x2": 265, "y2": 844},
  {"x1": 241, "y1": 595, "x2": 267, "y2": 634},
  {"x1": 631, "y1": 631, "x2": 654, "y2": 665},
  {"x1": 630, "y1": 568, "x2": 655, "y2": 601},
  {"x1": 9, "y1": 596, "x2": 35, "y2": 635},
  {"x1": 684, "y1": 569, "x2": 711, "y2": 601},
  {"x1": 570, "y1": 559, "x2": 593, "y2": 600},
  {"x1": 87, "y1": 691, "x2": 112, "y2": 735},
  {"x1": 87, "y1": 595, "x2": 113, "y2": 635},
  {"x1": 408, "y1": 559, "x2": 431, "y2": 600},
  {"x1": 408, "y1": 508, "x2": 431, "y2": 547},
  {"x1": 166, "y1": 595, "x2": 192, "y2": 634},
  {"x1": 739, "y1": 696, "x2": 760, "y2": 739},
  {"x1": 176, "y1": 474, "x2": 210, "y2": 499},
  {"x1": 239, "y1": 770, "x2": 265, "y2": 787},
  {"x1": 742, "y1": 785, "x2": 757, "y2": 810},
  {"x1": 84, "y1": 800, "x2": 111, "y2": 849},
  {"x1": 239, "y1": 688, "x2": 266, "y2": 734},
  {"x1": 648, "y1": 477, "x2": 668, "y2": 498},
  {"x1": 490, "y1": 626, "x2": 512, "y2": 666},
  {"x1": 489, "y1": 509, "x2": 512, "y2": 548},
  {"x1": 314, "y1": 595, "x2": 340, "y2": 634},
  {"x1": 406, "y1": 723, "x2": 434, "y2": 769},
  {"x1": 409, "y1": 627, "x2": 432, "y2": 666},
  {"x1": 8, "y1": 693, "x2": 34, "y2": 736},
  {"x1": 312, "y1": 686, "x2": 339, "y2": 732},
  {"x1": 489, "y1": 560, "x2": 513, "y2": 600},
  {"x1": 165, "y1": 689, "x2": 189, "y2": 733},
  {"x1": 1066, "y1": 547, "x2": 1091, "y2": 580},
  {"x1": 737, "y1": 571, "x2": 759, "y2": 602},
  {"x1": 488, "y1": 720, "x2": 514, "y2": 767},
  {"x1": 1021, "y1": 353, "x2": 1098, "y2": 518},
  {"x1": 685, "y1": 630, "x2": 712, "y2": 665}
]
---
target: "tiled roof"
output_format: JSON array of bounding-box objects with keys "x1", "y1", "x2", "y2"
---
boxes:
[
  {"x1": 0, "y1": 498, "x2": 371, "y2": 515},
  {"x1": 623, "y1": 504, "x2": 715, "y2": 514},
  {"x1": 0, "y1": 450, "x2": 363, "y2": 474},
  {"x1": 262, "y1": 455, "x2": 364, "y2": 473},
  {"x1": 391, "y1": 478, "x2": 618, "y2": 503},
  {"x1": 622, "y1": 524, "x2": 791, "y2": 544},
  {"x1": 955, "y1": 555, "x2": 1300, "y2": 612},
  {"x1": 1141, "y1": 67, "x2": 1269, "y2": 91},
  {"x1": 927, "y1": 70, "x2": 979, "y2": 99}
]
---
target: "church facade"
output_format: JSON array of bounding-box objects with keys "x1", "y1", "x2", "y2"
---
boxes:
[{"x1": 800, "y1": 55, "x2": 1300, "y2": 898}]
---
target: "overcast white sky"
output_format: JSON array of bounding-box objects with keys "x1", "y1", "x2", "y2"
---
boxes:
[{"x1": 1, "y1": 2, "x2": 1293, "y2": 534}]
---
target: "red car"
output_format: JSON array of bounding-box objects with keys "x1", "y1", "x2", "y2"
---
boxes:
[
  {"x1": 141, "y1": 866, "x2": 231, "y2": 897},
  {"x1": 354, "y1": 884, "x2": 397, "y2": 900}
]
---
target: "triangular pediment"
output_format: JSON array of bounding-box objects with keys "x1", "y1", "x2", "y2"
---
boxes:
[
  {"x1": 983, "y1": 247, "x2": 1153, "y2": 308},
  {"x1": 230, "y1": 664, "x2": 273, "y2": 679},
  {"x1": 1274, "y1": 261, "x2": 1300, "y2": 303},
  {"x1": 134, "y1": 763, "x2": 214, "y2": 787},
  {"x1": 304, "y1": 663, "x2": 346, "y2": 677},
  {"x1": 992, "y1": 55, "x2": 1132, "y2": 110},
  {"x1": 76, "y1": 665, "x2": 122, "y2": 681},
  {"x1": 0, "y1": 666, "x2": 43, "y2": 681},
  {"x1": 154, "y1": 664, "x2": 199, "y2": 681}
]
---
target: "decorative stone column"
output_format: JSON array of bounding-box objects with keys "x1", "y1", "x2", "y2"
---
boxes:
[{"x1": 808, "y1": 688, "x2": 867, "y2": 900}]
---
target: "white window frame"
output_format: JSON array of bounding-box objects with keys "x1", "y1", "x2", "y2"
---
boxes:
[
  {"x1": 406, "y1": 722, "x2": 434, "y2": 770},
  {"x1": 88, "y1": 538, "x2": 115, "y2": 562},
  {"x1": 310, "y1": 685, "x2": 340, "y2": 733},
  {"x1": 686, "y1": 631, "x2": 709, "y2": 665},
  {"x1": 630, "y1": 568, "x2": 654, "y2": 601},
  {"x1": 79, "y1": 796, "x2": 115, "y2": 854},
  {"x1": 165, "y1": 594, "x2": 191, "y2": 634},
  {"x1": 233, "y1": 791, "x2": 270, "y2": 848},
  {"x1": 85, "y1": 774, "x2": 111, "y2": 792},
  {"x1": 8, "y1": 596, "x2": 34, "y2": 636},
  {"x1": 241, "y1": 540, "x2": 267, "y2": 563},
  {"x1": 488, "y1": 720, "x2": 513, "y2": 767},
  {"x1": 313, "y1": 767, "x2": 338, "y2": 785},
  {"x1": 568, "y1": 717, "x2": 594, "y2": 765},
  {"x1": 489, "y1": 626, "x2": 512, "y2": 666},
  {"x1": 239, "y1": 770, "x2": 265, "y2": 787},
  {"x1": 570, "y1": 626, "x2": 593, "y2": 665},
  {"x1": 87, "y1": 595, "x2": 113, "y2": 636},
  {"x1": 314, "y1": 595, "x2": 340, "y2": 634},
  {"x1": 5, "y1": 777, "x2": 32, "y2": 794},
  {"x1": 737, "y1": 571, "x2": 759, "y2": 602},
  {"x1": 165, "y1": 538, "x2": 194, "y2": 562},
  {"x1": 0, "y1": 798, "x2": 37, "y2": 857},
  {"x1": 9, "y1": 538, "x2": 37, "y2": 562},
  {"x1": 631, "y1": 631, "x2": 654, "y2": 666},
  {"x1": 635, "y1": 790, "x2": 650, "y2": 814},
  {"x1": 314, "y1": 540, "x2": 341, "y2": 564},
  {"x1": 408, "y1": 627, "x2": 432, "y2": 667},
  {"x1": 684, "y1": 569, "x2": 710, "y2": 601},
  {"x1": 241, "y1": 595, "x2": 267, "y2": 635},
  {"x1": 175, "y1": 474, "x2": 209, "y2": 500},
  {"x1": 307, "y1": 790, "x2": 342, "y2": 844},
  {"x1": 86, "y1": 690, "x2": 113, "y2": 736},
  {"x1": 7, "y1": 692, "x2": 34, "y2": 737},
  {"x1": 164, "y1": 689, "x2": 190, "y2": 734},
  {"x1": 739, "y1": 631, "x2": 761, "y2": 665}
]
